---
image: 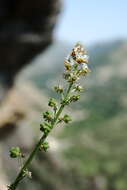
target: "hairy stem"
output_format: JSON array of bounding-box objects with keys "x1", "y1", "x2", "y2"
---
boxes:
[{"x1": 8, "y1": 82, "x2": 73, "y2": 190}]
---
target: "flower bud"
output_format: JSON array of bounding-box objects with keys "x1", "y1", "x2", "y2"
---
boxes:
[
  {"x1": 48, "y1": 98, "x2": 57, "y2": 109},
  {"x1": 70, "y1": 95, "x2": 80, "y2": 102},
  {"x1": 74, "y1": 85, "x2": 83, "y2": 92},
  {"x1": 40, "y1": 122, "x2": 52, "y2": 135},
  {"x1": 64, "y1": 60, "x2": 72, "y2": 71},
  {"x1": 43, "y1": 111, "x2": 53, "y2": 122},
  {"x1": 40, "y1": 141, "x2": 49, "y2": 152},
  {"x1": 63, "y1": 114, "x2": 72, "y2": 123},
  {"x1": 10, "y1": 147, "x2": 21, "y2": 158},
  {"x1": 68, "y1": 73, "x2": 78, "y2": 83},
  {"x1": 54, "y1": 85, "x2": 64, "y2": 94},
  {"x1": 63, "y1": 72, "x2": 71, "y2": 80},
  {"x1": 61, "y1": 98, "x2": 70, "y2": 105}
]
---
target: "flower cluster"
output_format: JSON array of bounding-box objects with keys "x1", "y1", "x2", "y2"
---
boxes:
[
  {"x1": 10, "y1": 147, "x2": 24, "y2": 158},
  {"x1": 64, "y1": 43, "x2": 90, "y2": 82}
]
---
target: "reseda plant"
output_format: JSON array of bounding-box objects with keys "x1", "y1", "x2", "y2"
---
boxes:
[{"x1": 8, "y1": 43, "x2": 90, "y2": 190}]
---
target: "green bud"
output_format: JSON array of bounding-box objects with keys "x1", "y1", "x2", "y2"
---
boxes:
[
  {"x1": 48, "y1": 98, "x2": 57, "y2": 107},
  {"x1": 43, "y1": 111, "x2": 53, "y2": 122},
  {"x1": 68, "y1": 73, "x2": 79, "y2": 83},
  {"x1": 63, "y1": 72, "x2": 71, "y2": 80},
  {"x1": 63, "y1": 114, "x2": 72, "y2": 124},
  {"x1": 61, "y1": 98, "x2": 70, "y2": 105},
  {"x1": 63, "y1": 71, "x2": 79, "y2": 83},
  {"x1": 70, "y1": 95, "x2": 80, "y2": 102},
  {"x1": 9, "y1": 147, "x2": 21, "y2": 158},
  {"x1": 40, "y1": 122, "x2": 53, "y2": 135},
  {"x1": 40, "y1": 141, "x2": 49, "y2": 152},
  {"x1": 74, "y1": 85, "x2": 83, "y2": 92},
  {"x1": 54, "y1": 85, "x2": 64, "y2": 94},
  {"x1": 48, "y1": 98, "x2": 57, "y2": 112}
]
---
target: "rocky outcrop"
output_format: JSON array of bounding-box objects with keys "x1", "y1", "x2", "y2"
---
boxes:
[
  {"x1": 0, "y1": 0, "x2": 61, "y2": 88},
  {"x1": 0, "y1": 0, "x2": 61, "y2": 133}
]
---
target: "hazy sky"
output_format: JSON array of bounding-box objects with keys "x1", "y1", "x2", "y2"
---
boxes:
[{"x1": 55, "y1": 0, "x2": 127, "y2": 45}]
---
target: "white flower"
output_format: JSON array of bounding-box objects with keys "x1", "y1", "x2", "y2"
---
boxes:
[
  {"x1": 64, "y1": 42, "x2": 90, "y2": 76},
  {"x1": 69, "y1": 56, "x2": 75, "y2": 66},
  {"x1": 76, "y1": 54, "x2": 89, "y2": 64},
  {"x1": 78, "y1": 63, "x2": 88, "y2": 71}
]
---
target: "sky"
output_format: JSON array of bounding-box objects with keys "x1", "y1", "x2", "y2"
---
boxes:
[{"x1": 55, "y1": 0, "x2": 127, "y2": 45}]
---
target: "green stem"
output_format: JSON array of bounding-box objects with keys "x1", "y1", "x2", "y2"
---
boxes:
[{"x1": 8, "y1": 82, "x2": 73, "y2": 190}]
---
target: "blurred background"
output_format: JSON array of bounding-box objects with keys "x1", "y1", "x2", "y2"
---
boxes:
[{"x1": 0, "y1": 0, "x2": 127, "y2": 189}]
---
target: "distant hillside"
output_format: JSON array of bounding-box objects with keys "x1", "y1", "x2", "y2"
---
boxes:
[{"x1": 19, "y1": 40, "x2": 127, "y2": 190}]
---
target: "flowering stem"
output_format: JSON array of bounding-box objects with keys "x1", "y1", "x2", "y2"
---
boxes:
[
  {"x1": 9, "y1": 42, "x2": 90, "y2": 190},
  {"x1": 53, "y1": 82, "x2": 73, "y2": 125},
  {"x1": 8, "y1": 82, "x2": 73, "y2": 190}
]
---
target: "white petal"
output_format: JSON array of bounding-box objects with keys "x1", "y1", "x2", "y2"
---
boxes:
[
  {"x1": 69, "y1": 56, "x2": 76, "y2": 66},
  {"x1": 81, "y1": 63, "x2": 88, "y2": 70}
]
